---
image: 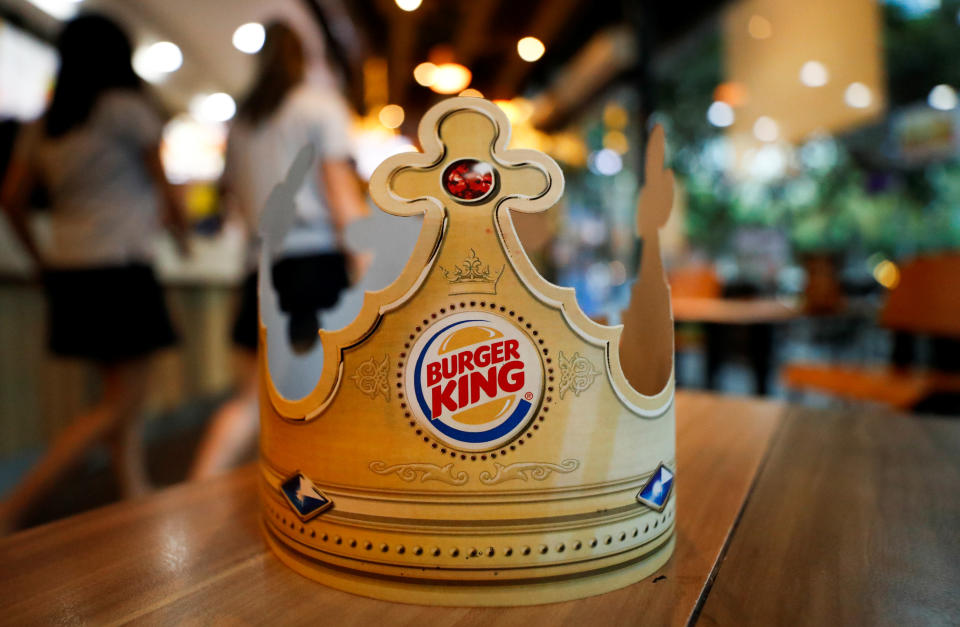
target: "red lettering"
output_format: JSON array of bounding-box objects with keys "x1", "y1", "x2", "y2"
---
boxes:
[
  {"x1": 475, "y1": 344, "x2": 491, "y2": 367},
  {"x1": 426, "y1": 362, "x2": 441, "y2": 386},
  {"x1": 498, "y1": 361, "x2": 524, "y2": 392},
  {"x1": 458, "y1": 374, "x2": 469, "y2": 408},
  {"x1": 431, "y1": 380, "x2": 458, "y2": 417},
  {"x1": 491, "y1": 341, "x2": 504, "y2": 364},
  {"x1": 504, "y1": 339, "x2": 520, "y2": 360},
  {"x1": 458, "y1": 350, "x2": 474, "y2": 373},
  {"x1": 470, "y1": 367, "x2": 498, "y2": 403},
  {"x1": 442, "y1": 356, "x2": 457, "y2": 379}
]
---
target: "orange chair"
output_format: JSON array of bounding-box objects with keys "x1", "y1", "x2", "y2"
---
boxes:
[
  {"x1": 668, "y1": 264, "x2": 722, "y2": 300},
  {"x1": 783, "y1": 254, "x2": 960, "y2": 410}
]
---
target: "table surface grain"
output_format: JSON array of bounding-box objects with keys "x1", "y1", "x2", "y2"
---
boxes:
[{"x1": 1, "y1": 391, "x2": 957, "y2": 626}]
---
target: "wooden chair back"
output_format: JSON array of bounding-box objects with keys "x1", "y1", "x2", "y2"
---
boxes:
[
  {"x1": 880, "y1": 254, "x2": 960, "y2": 339},
  {"x1": 668, "y1": 264, "x2": 722, "y2": 299}
]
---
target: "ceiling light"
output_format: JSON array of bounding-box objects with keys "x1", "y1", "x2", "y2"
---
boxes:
[
  {"x1": 753, "y1": 116, "x2": 778, "y2": 142},
  {"x1": 24, "y1": 0, "x2": 81, "y2": 21},
  {"x1": 459, "y1": 88, "x2": 483, "y2": 98},
  {"x1": 395, "y1": 0, "x2": 422, "y2": 11},
  {"x1": 707, "y1": 101, "x2": 735, "y2": 127},
  {"x1": 413, "y1": 62, "x2": 437, "y2": 87},
  {"x1": 232, "y1": 23, "x2": 265, "y2": 54},
  {"x1": 844, "y1": 82, "x2": 872, "y2": 109},
  {"x1": 429, "y1": 63, "x2": 471, "y2": 94},
  {"x1": 378, "y1": 104, "x2": 404, "y2": 129},
  {"x1": 517, "y1": 36, "x2": 545, "y2": 62},
  {"x1": 928, "y1": 84, "x2": 958, "y2": 111},
  {"x1": 133, "y1": 41, "x2": 182, "y2": 83},
  {"x1": 190, "y1": 92, "x2": 236, "y2": 123},
  {"x1": 799, "y1": 61, "x2": 829, "y2": 87}
]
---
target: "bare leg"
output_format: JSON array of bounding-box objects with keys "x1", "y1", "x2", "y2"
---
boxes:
[
  {"x1": 0, "y1": 358, "x2": 151, "y2": 532},
  {"x1": 189, "y1": 351, "x2": 259, "y2": 481},
  {"x1": 105, "y1": 359, "x2": 152, "y2": 499}
]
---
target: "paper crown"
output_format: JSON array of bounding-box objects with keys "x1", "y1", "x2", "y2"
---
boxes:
[{"x1": 258, "y1": 97, "x2": 676, "y2": 606}]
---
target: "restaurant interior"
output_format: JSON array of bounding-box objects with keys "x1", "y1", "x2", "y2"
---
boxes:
[{"x1": 0, "y1": 0, "x2": 958, "y2": 622}]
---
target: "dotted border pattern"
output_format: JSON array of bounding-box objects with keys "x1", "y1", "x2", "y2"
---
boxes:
[{"x1": 265, "y1": 498, "x2": 675, "y2": 562}]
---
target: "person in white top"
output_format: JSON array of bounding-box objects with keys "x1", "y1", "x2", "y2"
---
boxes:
[
  {"x1": 188, "y1": 22, "x2": 368, "y2": 479},
  {"x1": 0, "y1": 14, "x2": 188, "y2": 532}
]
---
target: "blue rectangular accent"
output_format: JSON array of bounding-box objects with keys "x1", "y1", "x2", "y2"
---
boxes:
[
  {"x1": 281, "y1": 473, "x2": 332, "y2": 520},
  {"x1": 637, "y1": 465, "x2": 674, "y2": 511}
]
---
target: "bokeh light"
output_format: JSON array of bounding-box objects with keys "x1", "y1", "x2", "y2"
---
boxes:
[
  {"x1": 748, "y1": 15, "x2": 772, "y2": 39},
  {"x1": 799, "y1": 60, "x2": 829, "y2": 87},
  {"x1": 232, "y1": 23, "x2": 265, "y2": 54},
  {"x1": 413, "y1": 62, "x2": 437, "y2": 87},
  {"x1": 378, "y1": 104, "x2": 405, "y2": 129},
  {"x1": 190, "y1": 92, "x2": 236, "y2": 123},
  {"x1": 395, "y1": 0, "x2": 422, "y2": 11},
  {"x1": 429, "y1": 63, "x2": 472, "y2": 94},
  {"x1": 517, "y1": 36, "x2": 546, "y2": 62},
  {"x1": 132, "y1": 41, "x2": 182, "y2": 83},
  {"x1": 844, "y1": 82, "x2": 872, "y2": 108},
  {"x1": 928, "y1": 84, "x2": 958, "y2": 111},
  {"x1": 707, "y1": 101, "x2": 735, "y2": 127}
]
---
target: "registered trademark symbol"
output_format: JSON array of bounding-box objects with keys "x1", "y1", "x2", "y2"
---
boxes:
[{"x1": 524, "y1": 392, "x2": 534, "y2": 401}]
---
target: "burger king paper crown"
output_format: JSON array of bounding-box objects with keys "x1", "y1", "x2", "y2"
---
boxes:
[{"x1": 259, "y1": 97, "x2": 676, "y2": 606}]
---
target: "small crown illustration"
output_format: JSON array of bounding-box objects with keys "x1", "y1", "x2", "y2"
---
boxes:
[
  {"x1": 439, "y1": 248, "x2": 504, "y2": 295},
  {"x1": 257, "y1": 97, "x2": 677, "y2": 606}
]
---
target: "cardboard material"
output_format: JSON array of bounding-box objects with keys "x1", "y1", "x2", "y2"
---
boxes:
[
  {"x1": 256, "y1": 144, "x2": 325, "y2": 401},
  {"x1": 257, "y1": 97, "x2": 676, "y2": 605},
  {"x1": 620, "y1": 125, "x2": 676, "y2": 396}
]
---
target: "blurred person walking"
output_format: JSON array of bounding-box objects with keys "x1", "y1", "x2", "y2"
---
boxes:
[
  {"x1": 189, "y1": 22, "x2": 368, "y2": 479},
  {"x1": 0, "y1": 15, "x2": 188, "y2": 532}
]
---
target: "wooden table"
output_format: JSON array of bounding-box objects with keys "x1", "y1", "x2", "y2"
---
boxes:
[
  {"x1": 2, "y1": 392, "x2": 958, "y2": 625},
  {"x1": 672, "y1": 297, "x2": 804, "y2": 395}
]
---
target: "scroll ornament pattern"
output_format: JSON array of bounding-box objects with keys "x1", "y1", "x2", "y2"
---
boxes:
[
  {"x1": 368, "y1": 459, "x2": 581, "y2": 486},
  {"x1": 351, "y1": 354, "x2": 390, "y2": 401},
  {"x1": 479, "y1": 459, "x2": 580, "y2": 485},
  {"x1": 558, "y1": 351, "x2": 602, "y2": 399},
  {"x1": 368, "y1": 461, "x2": 469, "y2": 486}
]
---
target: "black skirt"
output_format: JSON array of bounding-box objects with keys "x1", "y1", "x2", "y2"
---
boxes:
[
  {"x1": 232, "y1": 252, "x2": 349, "y2": 351},
  {"x1": 44, "y1": 263, "x2": 177, "y2": 364}
]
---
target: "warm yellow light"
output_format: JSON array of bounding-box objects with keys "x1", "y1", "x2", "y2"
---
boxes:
[
  {"x1": 378, "y1": 104, "x2": 405, "y2": 129},
  {"x1": 395, "y1": 0, "x2": 422, "y2": 11},
  {"x1": 873, "y1": 260, "x2": 900, "y2": 289},
  {"x1": 459, "y1": 88, "x2": 484, "y2": 98},
  {"x1": 429, "y1": 63, "x2": 471, "y2": 94},
  {"x1": 603, "y1": 130, "x2": 629, "y2": 154},
  {"x1": 748, "y1": 15, "x2": 772, "y2": 40},
  {"x1": 517, "y1": 36, "x2": 545, "y2": 62},
  {"x1": 550, "y1": 132, "x2": 588, "y2": 167},
  {"x1": 603, "y1": 104, "x2": 628, "y2": 129},
  {"x1": 413, "y1": 62, "x2": 437, "y2": 87},
  {"x1": 494, "y1": 97, "x2": 533, "y2": 124}
]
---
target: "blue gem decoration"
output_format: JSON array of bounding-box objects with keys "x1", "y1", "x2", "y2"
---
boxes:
[
  {"x1": 281, "y1": 472, "x2": 333, "y2": 521},
  {"x1": 636, "y1": 464, "x2": 674, "y2": 512}
]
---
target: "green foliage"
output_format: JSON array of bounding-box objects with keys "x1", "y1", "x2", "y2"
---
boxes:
[{"x1": 653, "y1": 3, "x2": 960, "y2": 260}]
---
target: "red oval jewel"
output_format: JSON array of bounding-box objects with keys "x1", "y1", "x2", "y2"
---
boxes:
[{"x1": 442, "y1": 159, "x2": 495, "y2": 201}]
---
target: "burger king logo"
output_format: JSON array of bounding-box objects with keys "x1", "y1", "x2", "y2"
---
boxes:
[{"x1": 406, "y1": 311, "x2": 543, "y2": 452}]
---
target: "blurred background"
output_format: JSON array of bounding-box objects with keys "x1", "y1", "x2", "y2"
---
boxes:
[{"x1": 1, "y1": 0, "x2": 959, "y2": 525}]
